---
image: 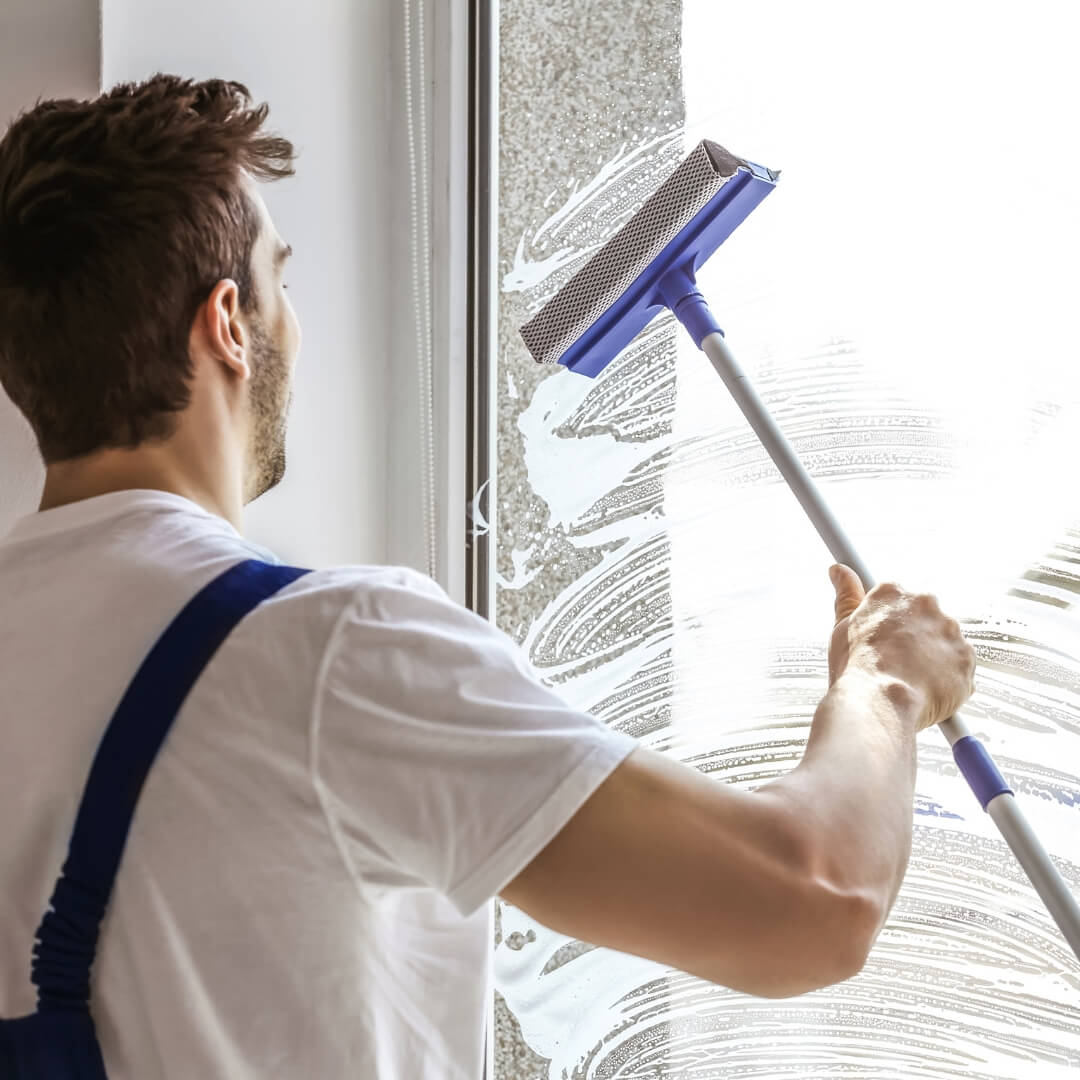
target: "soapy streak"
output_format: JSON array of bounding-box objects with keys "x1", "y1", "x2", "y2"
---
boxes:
[{"x1": 496, "y1": 133, "x2": 1080, "y2": 1076}]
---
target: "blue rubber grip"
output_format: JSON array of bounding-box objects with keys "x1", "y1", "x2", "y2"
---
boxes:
[
  {"x1": 674, "y1": 292, "x2": 724, "y2": 346},
  {"x1": 952, "y1": 735, "x2": 1013, "y2": 811},
  {"x1": 657, "y1": 264, "x2": 725, "y2": 347}
]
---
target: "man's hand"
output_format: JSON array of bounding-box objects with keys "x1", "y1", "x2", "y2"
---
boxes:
[{"x1": 827, "y1": 564, "x2": 977, "y2": 733}]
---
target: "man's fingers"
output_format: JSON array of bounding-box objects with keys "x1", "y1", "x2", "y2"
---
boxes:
[{"x1": 829, "y1": 563, "x2": 865, "y2": 623}]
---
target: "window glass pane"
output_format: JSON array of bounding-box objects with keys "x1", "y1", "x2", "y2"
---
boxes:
[{"x1": 494, "y1": 2, "x2": 1080, "y2": 1076}]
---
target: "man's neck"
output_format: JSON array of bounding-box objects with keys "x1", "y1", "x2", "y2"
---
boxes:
[{"x1": 39, "y1": 451, "x2": 244, "y2": 533}]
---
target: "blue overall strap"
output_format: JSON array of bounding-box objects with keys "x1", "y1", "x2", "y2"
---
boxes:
[{"x1": 0, "y1": 558, "x2": 309, "y2": 1080}]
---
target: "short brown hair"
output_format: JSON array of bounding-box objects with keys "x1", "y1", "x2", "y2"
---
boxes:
[{"x1": 0, "y1": 74, "x2": 295, "y2": 463}]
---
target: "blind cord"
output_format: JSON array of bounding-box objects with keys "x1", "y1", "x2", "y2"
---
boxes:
[{"x1": 404, "y1": 0, "x2": 438, "y2": 580}]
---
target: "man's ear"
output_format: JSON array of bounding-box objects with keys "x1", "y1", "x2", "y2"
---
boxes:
[{"x1": 199, "y1": 278, "x2": 250, "y2": 380}]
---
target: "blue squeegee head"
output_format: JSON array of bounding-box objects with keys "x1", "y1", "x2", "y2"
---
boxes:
[{"x1": 519, "y1": 139, "x2": 780, "y2": 378}]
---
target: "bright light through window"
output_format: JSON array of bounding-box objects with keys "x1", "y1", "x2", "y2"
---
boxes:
[{"x1": 494, "y1": 3, "x2": 1080, "y2": 1075}]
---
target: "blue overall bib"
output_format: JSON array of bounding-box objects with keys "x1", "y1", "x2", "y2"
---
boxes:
[{"x1": 0, "y1": 558, "x2": 311, "y2": 1079}]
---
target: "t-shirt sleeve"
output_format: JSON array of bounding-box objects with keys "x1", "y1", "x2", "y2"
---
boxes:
[{"x1": 311, "y1": 567, "x2": 640, "y2": 919}]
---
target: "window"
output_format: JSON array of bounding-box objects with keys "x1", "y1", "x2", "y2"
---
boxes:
[{"x1": 487, "y1": 2, "x2": 1080, "y2": 1076}]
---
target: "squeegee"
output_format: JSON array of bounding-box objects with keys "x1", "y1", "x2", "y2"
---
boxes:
[{"x1": 519, "y1": 138, "x2": 1080, "y2": 961}]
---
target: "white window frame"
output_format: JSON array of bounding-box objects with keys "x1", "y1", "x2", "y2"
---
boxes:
[{"x1": 427, "y1": 0, "x2": 497, "y2": 613}]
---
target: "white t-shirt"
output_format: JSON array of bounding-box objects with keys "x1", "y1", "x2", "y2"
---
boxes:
[{"x1": 0, "y1": 489, "x2": 638, "y2": 1079}]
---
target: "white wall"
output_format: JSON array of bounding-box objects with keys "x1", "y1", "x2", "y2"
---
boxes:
[{"x1": 0, "y1": 0, "x2": 100, "y2": 534}]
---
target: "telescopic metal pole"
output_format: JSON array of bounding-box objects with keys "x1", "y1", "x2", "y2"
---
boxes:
[{"x1": 698, "y1": 326, "x2": 1080, "y2": 962}]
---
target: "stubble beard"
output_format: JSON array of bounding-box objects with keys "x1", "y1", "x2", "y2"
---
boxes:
[{"x1": 245, "y1": 317, "x2": 291, "y2": 504}]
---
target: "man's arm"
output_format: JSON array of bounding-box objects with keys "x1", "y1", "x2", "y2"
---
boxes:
[
  {"x1": 501, "y1": 574, "x2": 975, "y2": 999},
  {"x1": 753, "y1": 668, "x2": 921, "y2": 943},
  {"x1": 499, "y1": 672, "x2": 910, "y2": 1000}
]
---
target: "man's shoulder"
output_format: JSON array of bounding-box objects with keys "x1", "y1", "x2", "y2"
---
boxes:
[
  {"x1": 245, "y1": 562, "x2": 470, "y2": 687},
  {"x1": 232, "y1": 562, "x2": 455, "y2": 675},
  {"x1": 270, "y1": 561, "x2": 447, "y2": 614}
]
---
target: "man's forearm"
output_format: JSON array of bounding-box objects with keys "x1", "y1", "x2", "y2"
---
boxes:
[{"x1": 754, "y1": 667, "x2": 922, "y2": 926}]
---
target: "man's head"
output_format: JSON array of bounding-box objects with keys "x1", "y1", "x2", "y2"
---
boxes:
[{"x1": 0, "y1": 73, "x2": 300, "y2": 505}]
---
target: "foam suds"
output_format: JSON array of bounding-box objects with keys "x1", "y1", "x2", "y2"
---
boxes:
[
  {"x1": 497, "y1": 215, "x2": 1080, "y2": 1080},
  {"x1": 494, "y1": 2, "x2": 1080, "y2": 1073}
]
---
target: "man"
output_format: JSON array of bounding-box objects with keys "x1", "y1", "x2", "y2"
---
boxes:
[{"x1": 0, "y1": 75, "x2": 976, "y2": 1078}]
